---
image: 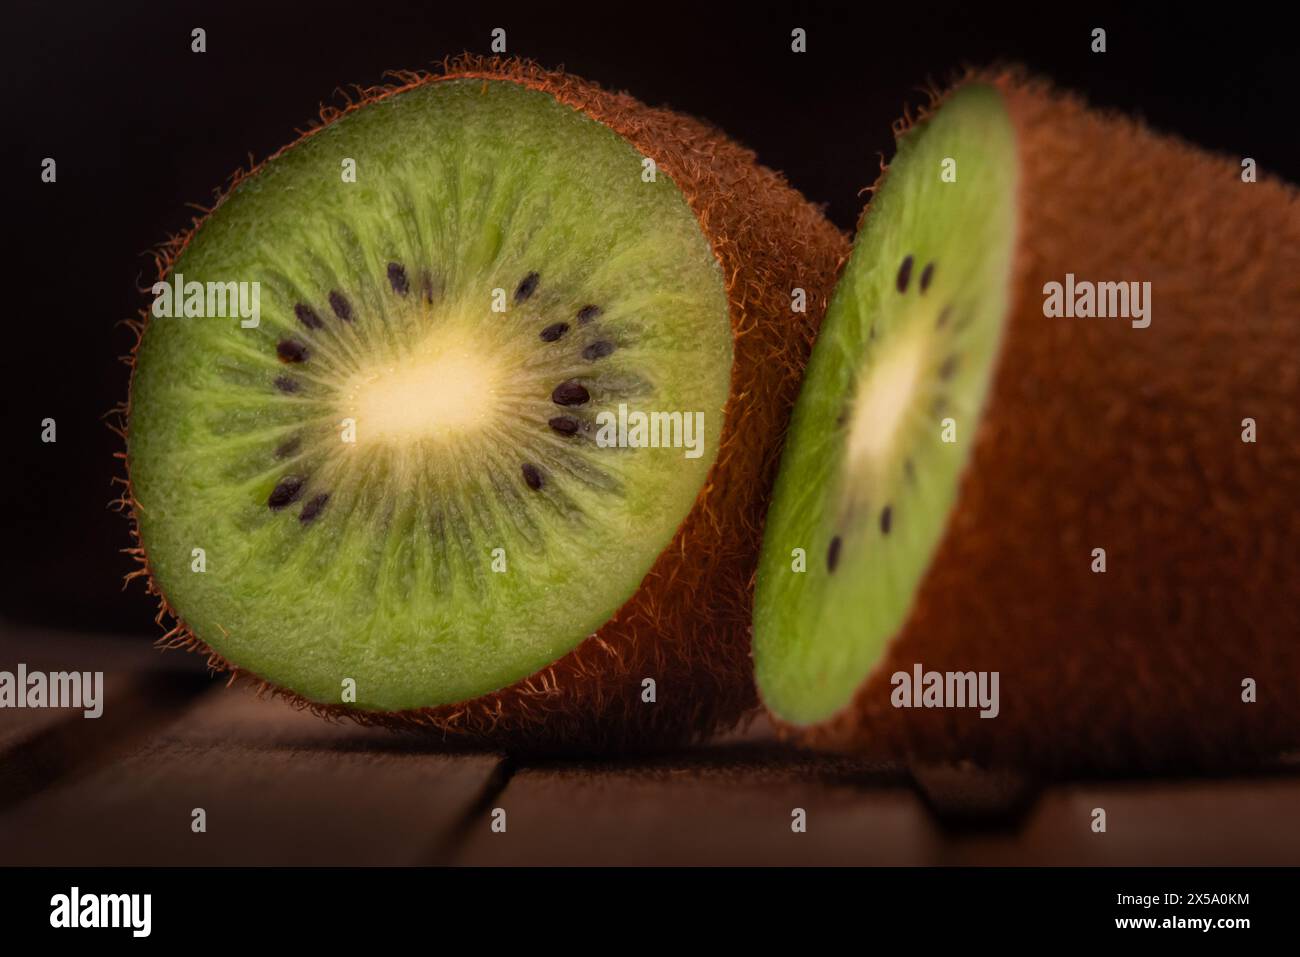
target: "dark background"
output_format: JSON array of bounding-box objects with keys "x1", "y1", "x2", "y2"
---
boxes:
[{"x1": 3, "y1": 1, "x2": 1295, "y2": 636}]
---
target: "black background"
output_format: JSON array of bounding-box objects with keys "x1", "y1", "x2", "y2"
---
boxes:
[{"x1": 3, "y1": 1, "x2": 1295, "y2": 635}]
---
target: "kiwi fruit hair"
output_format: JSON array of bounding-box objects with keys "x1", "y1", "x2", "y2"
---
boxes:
[
  {"x1": 117, "y1": 56, "x2": 847, "y2": 751},
  {"x1": 753, "y1": 68, "x2": 1300, "y2": 773}
]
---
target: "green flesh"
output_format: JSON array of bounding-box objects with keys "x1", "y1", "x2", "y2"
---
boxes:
[
  {"x1": 129, "y1": 79, "x2": 731, "y2": 711},
  {"x1": 753, "y1": 85, "x2": 1017, "y2": 725}
]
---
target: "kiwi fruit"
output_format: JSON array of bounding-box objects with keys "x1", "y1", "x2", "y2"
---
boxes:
[
  {"x1": 753, "y1": 69, "x2": 1300, "y2": 772},
  {"x1": 119, "y1": 57, "x2": 846, "y2": 750}
]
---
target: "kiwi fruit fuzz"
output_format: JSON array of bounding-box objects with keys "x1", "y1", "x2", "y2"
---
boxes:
[
  {"x1": 120, "y1": 57, "x2": 846, "y2": 750},
  {"x1": 754, "y1": 69, "x2": 1300, "y2": 773}
]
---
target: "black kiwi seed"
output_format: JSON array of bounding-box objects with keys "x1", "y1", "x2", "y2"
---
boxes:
[
  {"x1": 299, "y1": 493, "x2": 330, "y2": 525},
  {"x1": 939, "y1": 355, "x2": 960, "y2": 380},
  {"x1": 896, "y1": 255, "x2": 914, "y2": 293},
  {"x1": 268, "y1": 476, "x2": 306, "y2": 511},
  {"x1": 920, "y1": 262, "x2": 935, "y2": 292},
  {"x1": 551, "y1": 380, "x2": 590, "y2": 406},
  {"x1": 583, "y1": 340, "x2": 616, "y2": 361},
  {"x1": 420, "y1": 271, "x2": 436, "y2": 304},
  {"x1": 274, "y1": 437, "x2": 301, "y2": 460},
  {"x1": 548, "y1": 416, "x2": 580, "y2": 436},
  {"x1": 328, "y1": 291, "x2": 353, "y2": 322},
  {"x1": 936, "y1": 305, "x2": 952, "y2": 329},
  {"x1": 274, "y1": 375, "x2": 299, "y2": 394},
  {"x1": 521, "y1": 463, "x2": 544, "y2": 490},
  {"x1": 514, "y1": 271, "x2": 540, "y2": 303},
  {"x1": 540, "y1": 322, "x2": 570, "y2": 342},
  {"x1": 880, "y1": 506, "x2": 893, "y2": 535},
  {"x1": 294, "y1": 303, "x2": 324, "y2": 330},
  {"x1": 576, "y1": 304, "x2": 602, "y2": 324},
  {"x1": 387, "y1": 262, "x2": 409, "y2": 295},
  {"x1": 827, "y1": 535, "x2": 842, "y2": 572},
  {"x1": 276, "y1": 339, "x2": 309, "y2": 363}
]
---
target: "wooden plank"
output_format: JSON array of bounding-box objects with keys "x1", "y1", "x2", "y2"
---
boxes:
[
  {"x1": 8, "y1": 629, "x2": 1299, "y2": 866},
  {"x1": 1, "y1": 628, "x2": 203, "y2": 750},
  {"x1": 0, "y1": 627, "x2": 211, "y2": 810},
  {"x1": 452, "y1": 731, "x2": 938, "y2": 866},
  {"x1": 0, "y1": 671, "x2": 208, "y2": 815},
  {"x1": 0, "y1": 674, "x2": 506, "y2": 866},
  {"x1": 934, "y1": 774, "x2": 1300, "y2": 865}
]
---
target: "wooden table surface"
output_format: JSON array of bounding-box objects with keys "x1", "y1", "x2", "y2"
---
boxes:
[{"x1": 3, "y1": 623, "x2": 1298, "y2": 866}]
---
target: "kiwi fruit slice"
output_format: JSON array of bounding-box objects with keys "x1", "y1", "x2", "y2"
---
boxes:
[
  {"x1": 122, "y1": 58, "x2": 846, "y2": 749},
  {"x1": 754, "y1": 70, "x2": 1300, "y2": 772}
]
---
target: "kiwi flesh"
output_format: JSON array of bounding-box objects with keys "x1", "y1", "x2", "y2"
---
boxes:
[
  {"x1": 754, "y1": 70, "x2": 1300, "y2": 772},
  {"x1": 121, "y1": 58, "x2": 847, "y2": 750}
]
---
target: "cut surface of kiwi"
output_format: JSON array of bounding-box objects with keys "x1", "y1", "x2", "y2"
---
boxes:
[
  {"x1": 131, "y1": 79, "x2": 732, "y2": 710},
  {"x1": 755, "y1": 85, "x2": 1016, "y2": 724}
]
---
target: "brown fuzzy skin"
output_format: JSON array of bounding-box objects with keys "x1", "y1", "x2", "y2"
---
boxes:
[
  {"x1": 116, "y1": 57, "x2": 848, "y2": 753},
  {"x1": 795, "y1": 69, "x2": 1300, "y2": 774}
]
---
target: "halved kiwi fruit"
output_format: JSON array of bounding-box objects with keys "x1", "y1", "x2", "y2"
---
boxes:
[
  {"x1": 754, "y1": 70, "x2": 1300, "y2": 772},
  {"x1": 122, "y1": 58, "x2": 846, "y2": 749}
]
